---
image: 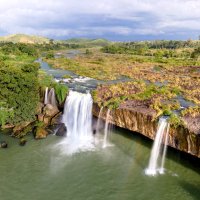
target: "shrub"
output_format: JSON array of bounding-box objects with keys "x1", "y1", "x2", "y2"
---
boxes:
[
  {"x1": 53, "y1": 83, "x2": 69, "y2": 104},
  {"x1": 168, "y1": 113, "x2": 183, "y2": 128}
]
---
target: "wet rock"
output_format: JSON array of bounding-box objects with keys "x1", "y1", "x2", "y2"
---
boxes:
[
  {"x1": 13, "y1": 122, "x2": 31, "y2": 134},
  {"x1": 37, "y1": 114, "x2": 44, "y2": 122},
  {"x1": 55, "y1": 123, "x2": 67, "y2": 137},
  {"x1": 35, "y1": 127, "x2": 48, "y2": 139},
  {"x1": 46, "y1": 125, "x2": 56, "y2": 135},
  {"x1": 12, "y1": 122, "x2": 33, "y2": 138},
  {"x1": 0, "y1": 141, "x2": 8, "y2": 148},
  {"x1": 19, "y1": 138, "x2": 27, "y2": 146},
  {"x1": 41, "y1": 104, "x2": 60, "y2": 126},
  {"x1": 51, "y1": 112, "x2": 62, "y2": 125},
  {"x1": 43, "y1": 117, "x2": 51, "y2": 126}
]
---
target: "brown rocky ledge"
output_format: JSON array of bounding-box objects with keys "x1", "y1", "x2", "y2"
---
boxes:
[{"x1": 92, "y1": 103, "x2": 200, "y2": 158}]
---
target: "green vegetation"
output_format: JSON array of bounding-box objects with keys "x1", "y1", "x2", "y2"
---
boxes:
[
  {"x1": 168, "y1": 113, "x2": 183, "y2": 128},
  {"x1": 54, "y1": 83, "x2": 68, "y2": 104},
  {"x1": 63, "y1": 38, "x2": 111, "y2": 47},
  {"x1": 0, "y1": 102, "x2": 14, "y2": 126},
  {"x1": 0, "y1": 62, "x2": 39, "y2": 125},
  {"x1": 181, "y1": 106, "x2": 200, "y2": 117},
  {"x1": 92, "y1": 81, "x2": 181, "y2": 117},
  {"x1": 38, "y1": 70, "x2": 54, "y2": 88}
]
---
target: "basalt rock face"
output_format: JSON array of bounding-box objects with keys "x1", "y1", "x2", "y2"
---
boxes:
[{"x1": 92, "y1": 103, "x2": 200, "y2": 158}]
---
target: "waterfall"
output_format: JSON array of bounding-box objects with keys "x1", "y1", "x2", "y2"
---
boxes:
[
  {"x1": 44, "y1": 87, "x2": 57, "y2": 106},
  {"x1": 160, "y1": 123, "x2": 170, "y2": 174},
  {"x1": 103, "y1": 109, "x2": 111, "y2": 148},
  {"x1": 59, "y1": 90, "x2": 94, "y2": 154},
  {"x1": 145, "y1": 117, "x2": 170, "y2": 176},
  {"x1": 48, "y1": 88, "x2": 57, "y2": 107},
  {"x1": 96, "y1": 107, "x2": 103, "y2": 134},
  {"x1": 62, "y1": 90, "x2": 93, "y2": 138},
  {"x1": 44, "y1": 87, "x2": 48, "y2": 104}
]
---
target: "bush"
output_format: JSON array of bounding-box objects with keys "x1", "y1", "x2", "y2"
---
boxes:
[
  {"x1": 169, "y1": 113, "x2": 183, "y2": 128},
  {"x1": 46, "y1": 52, "x2": 54, "y2": 59},
  {"x1": 53, "y1": 83, "x2": 68, "y2": 104}
]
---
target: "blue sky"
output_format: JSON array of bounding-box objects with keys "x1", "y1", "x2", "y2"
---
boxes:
[{"x1": 0, "y1": 0, "x2": 200, "y2": 41}]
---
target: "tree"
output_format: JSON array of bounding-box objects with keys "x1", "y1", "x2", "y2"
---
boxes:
[
  {"x1": 191, "y1": 47, "x2": 200, "y2": 59},
  {"x1": 0, "y1": 64, "x2": 39, "y2": 125}
]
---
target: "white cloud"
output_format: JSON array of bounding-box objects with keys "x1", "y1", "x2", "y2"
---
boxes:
[{"x1": 0, "y1": 0, "x2": 199, "y2": 39}]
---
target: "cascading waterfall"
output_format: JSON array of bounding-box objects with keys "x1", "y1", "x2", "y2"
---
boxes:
[
  {"x1": 44, "y1": 87, "x2": 48, "y2": 105},
  {"x1": 59, "y1": 90, "x2": 94, "y2": 154},
  {"x1": 160, "y1": 123, "x2": 170, "y2": 174},
  {"x1": 48, "y1": 88, "x2": 57, "y2": 106},
  {"x1": 103, "y1": 109, "x2": 111, "y2": 148},
  {"x1": 145, "y1": 117, "x2": 170, "y2": 176},
  {"x1": 44, "y1": 87, "x2": 57, "y2": 106},
  {"x1": 96, "y1": 107, "x2": 103, "y2": 134}
]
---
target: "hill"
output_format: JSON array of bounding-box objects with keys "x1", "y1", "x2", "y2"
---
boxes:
[
  {"x1": 0, "y1": 34, "x2": 50, "y2": 44},
  {"x1": 63, "y1": 38, "x2": 111, "y2": 47}
]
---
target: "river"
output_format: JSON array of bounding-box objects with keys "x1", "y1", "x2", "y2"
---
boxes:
[{"x1": 0, "y1": 127, "x2": 200, "y2": 200}]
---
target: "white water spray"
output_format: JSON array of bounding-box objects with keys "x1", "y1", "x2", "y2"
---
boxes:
[
  {"x1": 145, "y1": 117, "x2": 170, "y2": 176},
  {"x1": 44, "y1": 87, "x2": 57, "y2": 106},
  {"x1": 48, "y1": 88, "x2": 57, "y2": 106},
  {"x1": 44, "y1": 87, "x2": 48, "y2": 104},
  {"x1": 160, "y1": 123, "x2": 170, "y2": 174},
  {"x1": 96, "y1": 107, "x2": 103, "y2": 134},
  {"x1": 103, "y1": 109, "x2": 111, "y2": 148}
]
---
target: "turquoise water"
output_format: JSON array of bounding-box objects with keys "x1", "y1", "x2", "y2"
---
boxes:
[{"x1": 0, "y1": 128, "x2": 199, "y2": 200}]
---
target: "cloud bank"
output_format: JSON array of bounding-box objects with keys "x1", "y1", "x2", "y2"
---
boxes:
[{"x1": 0, "y1": 0, "x2": 199, "y2": 40}]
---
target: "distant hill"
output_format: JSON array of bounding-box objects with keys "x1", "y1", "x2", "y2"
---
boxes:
[
  {"x1": 63, "y1": 38, "x2": 111, "y2": 47},
  {"x1": 0, "y1": 34, "x2": 112, "y2": 46},
  {"x1": 0, "y1": 34, "x2": 50, "y2": 44}
]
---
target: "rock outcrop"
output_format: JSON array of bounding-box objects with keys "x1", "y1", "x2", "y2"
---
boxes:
[
  {"x1": 92, "y1": 103, "x2": 200, "y2": 158},
  {"x1": 55, "y1": 123, "x2": 67, "y2": 137},
  {"x1": 34, "y1": 127, "x2": 48, "y2": 139}
]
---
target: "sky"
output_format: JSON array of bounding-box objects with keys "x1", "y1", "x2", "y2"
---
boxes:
[{"x1": 0, "y1": 0, "x2": 200, "y2": 41}]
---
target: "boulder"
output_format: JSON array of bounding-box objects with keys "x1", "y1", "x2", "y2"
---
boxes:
[
  {"x1": 37, "y1": 114, "x2": 44, "y2": 122},
  {"x1": 93, "y1": 129, "x2": 97, "y2": 135},
  {"x1": 12, "y1": 122, "x2": 33, "y2": 138},
  {"x1": 13, "y1": 121, "x2": 31, "y2": 134},
  {"x1": 43, "y1": 104, "x2": 59, "y2": 118},
  {"x1": 0, "y1": 141, "x2": 8, "y2": 148},
  {"x1": 36, "y1": 102, "x2": 44, "y2": 114},
  {"x1": 19, "y1": 138, "x2": 27, "y2": 146},
  {"x1": 51, "y1": 112, "x2": 62, "y2": 125},
  {"x1": 2, "y1": 124, "x2": 15, "y2": 129},
  {"x1": 35, "y1": 127, "x2": 48, "y2": 139},
  {"x1": 55, "y1": 123, "x2": 67, "y2": 137},
  {"x1": 43, "y1": 116, "x2": 51, "y2": 126}
]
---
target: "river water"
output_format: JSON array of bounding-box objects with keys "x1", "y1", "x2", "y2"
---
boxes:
[{"x1": 0, "y1": 128, "x2": 199, "y2": 200}]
